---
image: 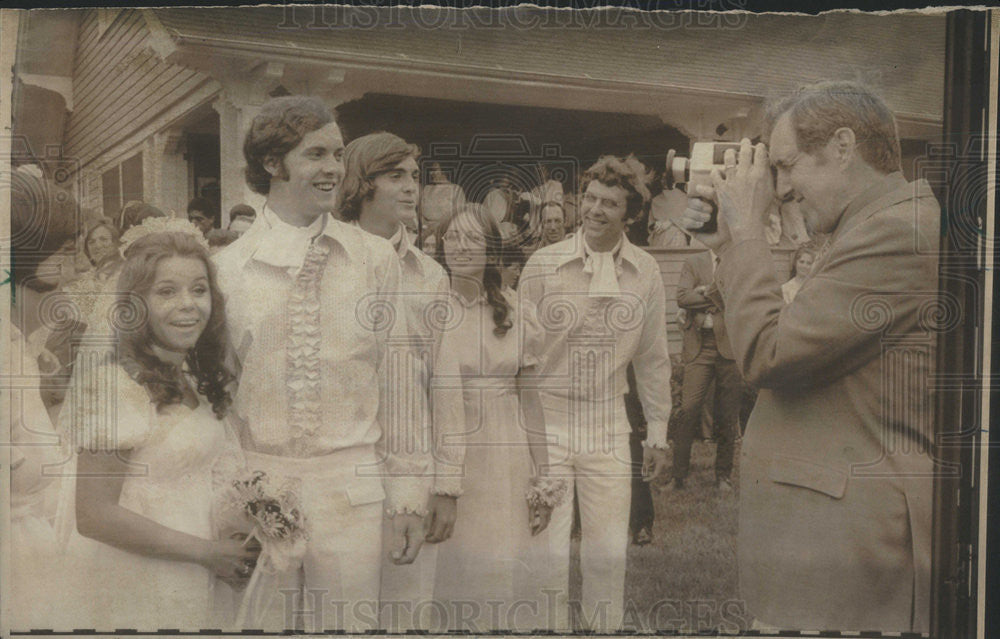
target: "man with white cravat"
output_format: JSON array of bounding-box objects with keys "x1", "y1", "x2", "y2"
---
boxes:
[
  {"x1": 214, "y1": 97, "x2": 430, "y2": 631},
  {"x1": 520, "y1": 155, "x2": 672, "y2": 632}
]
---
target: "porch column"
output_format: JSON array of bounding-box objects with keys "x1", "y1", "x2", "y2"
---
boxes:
[
  {"x1": 151, "y1": 128, "x2": 189, "y2": 218},
  {"x1": 213, "y1": 93, "x2": 264, "y2": 227}
]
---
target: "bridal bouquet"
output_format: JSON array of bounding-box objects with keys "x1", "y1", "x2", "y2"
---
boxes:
[{"x1": 214, "y1": 470, "x2": 309, "y2": 627}]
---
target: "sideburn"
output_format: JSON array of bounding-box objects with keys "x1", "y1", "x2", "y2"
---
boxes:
[{"x1": 265, "y1": 155, "x2": 290, "y2": 182}]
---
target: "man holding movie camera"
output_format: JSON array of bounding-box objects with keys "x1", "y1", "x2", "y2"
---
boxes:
[{"x1": 680, "y1": 81, "x2": 938, "y2": 633}]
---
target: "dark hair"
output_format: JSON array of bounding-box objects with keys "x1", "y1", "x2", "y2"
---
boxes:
[
  {"x1": 119, "y1": 201, "x2": 165, "y2": 233},
  {"x1": 540, "y1": 201, "x2": 565, "y2": 222},
  {"x1": 187, "y1": 196, "x2": 215, "y2": 216},
  {"x1": 83, "y1": 218, "x2": 122, "y2": 266},
  {"x1": 9, "y1": 168, "x2": 77, "y2": 291},
  {"x1": 115, "y1": 232, "x2": 233, "y2": 418},
  {"x1": 763, "y1": 80, "x2": 901, "y2": 174},
  {"x1": 580, "y1": 155, "x2": 652, "y2": 222},
  {"x1": 501, "y1": 244, "x2": 526, "y2": 268},
  {"x1": 243, "y1": 96, "x2": 336, "y2": 195},
  {"x1": 337, "y1": 132, "x2": 420, "y2": 222},
  {"x1": 789, "y1": 243, "x2": 819, "y2": 278},
  {"x1": 435, "y1": 204, "x2": 512, "y2": 337}
]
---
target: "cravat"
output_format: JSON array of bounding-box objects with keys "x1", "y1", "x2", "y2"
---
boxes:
[{"x1": 582, "y1": 239, "x2": 623, "y2": 298}]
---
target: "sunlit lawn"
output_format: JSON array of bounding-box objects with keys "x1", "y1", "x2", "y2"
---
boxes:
[{"x1": 568, "y1": 439, "x2": 746, "y2": 634}]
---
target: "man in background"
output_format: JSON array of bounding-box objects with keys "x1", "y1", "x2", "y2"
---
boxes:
[
  {"x1": 187, "y1": 196, "x2": 216, "y2": 236},
  {"x1": 538, "y1": 201, "x2": 568, "y2": 248},
  {"x1": 671, "y1": 249, "x2": 740, "y2": 492}
]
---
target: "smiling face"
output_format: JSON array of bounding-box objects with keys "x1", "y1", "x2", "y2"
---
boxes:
[
  {"x1": 769, "y1": 114, "x2": 848, "y2": 235},
  {"x1": 541, "y1": 205, "x2": 565, "y2": 243},
  {"x1": 267, "y1": 121, "x2": 345, "y2": 225},
  {"x1": 366, "y1": 156, "x2": 420, "y2": 227},
  {"x1": 442, "y1": 211, "x2": 488, "y2": 280},
  {"x1": 580, "y1": 180, "x2": 629, "y2": 252},
  {"x1": 86, "y1": 225, "x2": 116, "y2": 265},
  {"x1": 145, "y1": 256, "x2": 212, "y2": 354},
  {"x1": 794, "y1": 251, "x2": 815, "y2": 277}
]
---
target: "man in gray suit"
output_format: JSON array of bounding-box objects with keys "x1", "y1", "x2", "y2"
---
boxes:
[
  {"x1": 672, "y1": 250, "x2": 741, "y2": 492},
  {"x1": 681, "y1": 81, "x2": 939, "y2": 633}
]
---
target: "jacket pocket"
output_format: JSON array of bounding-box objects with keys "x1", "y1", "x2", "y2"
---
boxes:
[
  {"x1": 767, "y1": 454, "x2": 848, "y2": 499},
  {"x1": 345, "y1": 479, "x2": 387, "y2": 507}
]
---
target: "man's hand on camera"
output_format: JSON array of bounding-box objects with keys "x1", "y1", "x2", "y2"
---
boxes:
[
  {"x1": 680, "y1": 191, "x2": 730, "y2": 251},
  {"x1": 680, "y1": 138, "x2": 774, "y2": 250},
  {"x1": 712, "y1": 139, "x2": 774, "y2": 244}
]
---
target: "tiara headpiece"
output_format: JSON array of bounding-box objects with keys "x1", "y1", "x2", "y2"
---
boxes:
[{"x1": 119, "y1": 215, "x2": 211, "y2": 257}]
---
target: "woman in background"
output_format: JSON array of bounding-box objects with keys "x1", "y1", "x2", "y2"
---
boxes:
[
  {"x1": 57, "y1": 217, "x2": 126, "y2": 332},
  {"x1": 781, "y1": 243, "x2": 818, "y2": 304}
]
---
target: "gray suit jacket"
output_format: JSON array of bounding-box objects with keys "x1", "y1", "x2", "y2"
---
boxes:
[
  {"x1": 715, "y1": 173, "x2": 939, "y2": 633},
  {"x1": 677, "y1": 251, "x2": 733, "y2": 363}
]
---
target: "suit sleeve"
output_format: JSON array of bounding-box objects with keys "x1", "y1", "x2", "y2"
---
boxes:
[
  {"x1": 716, "y1": 212, "x2": 937, "y2": 390},
  {"x1": 376, "y1": 252, "x2": 433, "y2": 516},
  {"x1": 428, "y1": 273, "x2": 466, "y2": 497},
  {"x1": 631, "y1": 265, "x2": 672, "y2": 448},
  {"x1": 676, "y1": 257, "x2": 715, "y2": 311},
  {"x1": 428, "y1": 306, "x2": 467, "y2": 497}
]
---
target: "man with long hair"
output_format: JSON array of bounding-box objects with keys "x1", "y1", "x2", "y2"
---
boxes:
[
  {"x1": 520, "y1": 155, "x2": 672, "y2": 632},
  {"x1": 339, "y1": 131, "x2": 456, "y2": 631},
  {"x1": 214, "y1": 96, "x2": 430, "y2": 631}
]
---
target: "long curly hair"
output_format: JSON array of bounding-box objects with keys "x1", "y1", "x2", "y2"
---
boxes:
[
  {"x1": 435, "y1": 204, "x2": 512, "y2": 337},
  {"x1": 115, "y1": 232, "x2": 233, "y2": 418}
]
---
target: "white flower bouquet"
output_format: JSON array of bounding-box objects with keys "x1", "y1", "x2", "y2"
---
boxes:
[{"x1": 214, "y1": 470, "x2": 309, "y2": 627}]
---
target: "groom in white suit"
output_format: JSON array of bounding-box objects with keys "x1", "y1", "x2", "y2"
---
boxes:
[{"x1": 215, "y1": 96, "x2": 430, "y2": 631}]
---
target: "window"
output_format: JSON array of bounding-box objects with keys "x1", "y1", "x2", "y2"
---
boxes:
[{"x1": 102, "y1": 152, "x2": 143, "y2": 220}]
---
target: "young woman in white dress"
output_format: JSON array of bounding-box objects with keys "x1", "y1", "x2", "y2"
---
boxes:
[
  {"x1": 430, "y1": 204, "x2": 559, "y2": 632},
  {"x1": 67, "y1": 229, "x2": 258, "y2": 629}
]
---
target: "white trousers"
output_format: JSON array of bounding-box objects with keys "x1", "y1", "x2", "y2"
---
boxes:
[
  {"x1": 378, "y1": 508, "x2": 439, "y2": 631},
  {"x1": 242, "y1": 446, "x2": 384, "y2": 632},
  {"x1": 535, "y1": 393, "x2": 632, "y2": 632}
]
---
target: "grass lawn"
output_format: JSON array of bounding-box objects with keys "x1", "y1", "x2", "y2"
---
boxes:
[{"x1": 569, "y1": 439, "x2": 748, "y2": 634}]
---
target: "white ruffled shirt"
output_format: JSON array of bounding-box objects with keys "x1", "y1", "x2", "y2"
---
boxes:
[
  {"x1": 213, "y1": 210, "x2": 432, "y2": 514},
  {"x1": 252, "y1": 204, "x2": 327, "y2": 274}
]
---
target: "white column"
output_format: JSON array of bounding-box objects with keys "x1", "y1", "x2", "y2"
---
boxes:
[
  {"x1": 152, "y1": 128, "x2": 189, "y2": 218},
  {"x1": 214, "y1": 93, "x2": 264, "y2": 227}
]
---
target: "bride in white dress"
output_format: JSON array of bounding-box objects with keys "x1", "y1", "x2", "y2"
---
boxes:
[{"x1": 64, "y1": 228, "x2": 258, "y2": 630}]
